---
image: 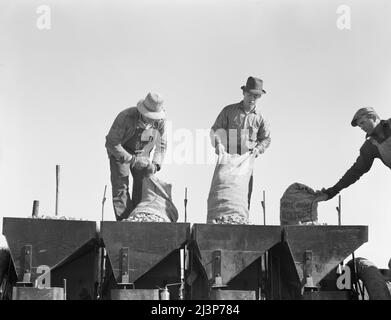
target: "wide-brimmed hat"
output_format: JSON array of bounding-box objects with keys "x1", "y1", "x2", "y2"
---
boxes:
[
  {"x1": 241, "y1": 76, "x2": 266, "y2": 94},
  {"x1": 351, "y1": 107, "x2": 379, "y2": 127},
  {"x1": 137, "y1": 92, "x2": 166, "y2": 120}
]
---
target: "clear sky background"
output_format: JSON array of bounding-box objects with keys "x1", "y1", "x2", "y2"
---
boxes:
[{"x1": 1, "y1": 0, "x2": 390, "y2": 268}]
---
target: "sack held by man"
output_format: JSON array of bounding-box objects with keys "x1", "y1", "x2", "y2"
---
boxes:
[
  {"x1": 207, "y1": 152, "x2": 255, "y2": 224},
  {"x1": 280, "y1": 183, "x2": 320, "y2": 225},
  {"x1": 125, "y1": 176, "x2": 178, "y2": 223}
]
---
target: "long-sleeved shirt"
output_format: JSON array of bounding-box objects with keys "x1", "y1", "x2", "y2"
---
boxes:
[
  {"x1": 210, "y1": 101, "x2": 271, "y2": 155},
  {"x1": 105, "y1": 107, "x2": 167, "y2": 167},
  {"x1": 325, "y1": 118, "x2": 391, "y2": 199}
]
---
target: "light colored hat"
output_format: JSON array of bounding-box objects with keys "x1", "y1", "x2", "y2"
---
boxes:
[
  {"x1": 137, "y1": 92, "x2": 166, "y2": 120},
  {"x1": 351, "y1": 107, "x2": 379, "y2": 127}
]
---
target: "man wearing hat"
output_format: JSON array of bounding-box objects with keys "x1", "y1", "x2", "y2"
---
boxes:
[
  {"x1": 320, "y1": 107, "x2": 391, "y2": 200},
  {"x1": 210, "y1": 76, "x2": 271, "y2": 208},
  {"x1": 105, "y1": 92, "x2": 167, "y2": 221}
]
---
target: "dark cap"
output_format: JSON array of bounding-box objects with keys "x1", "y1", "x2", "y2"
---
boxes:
[{"x1": 351, "y1": 107, "x2": 379, "y2": 127}]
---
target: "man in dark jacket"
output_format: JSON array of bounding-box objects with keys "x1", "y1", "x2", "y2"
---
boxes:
[
  {"x1": 105, "y1": 92, "x2": 167, "y2": 221},
  {"x1": 320, "y1": 107, "x2": 391, "y2": 200}
]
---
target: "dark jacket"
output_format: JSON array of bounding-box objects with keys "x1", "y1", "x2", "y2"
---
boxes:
[{"x1": 325, "y1": 118, "x2": 391, "y2": 199}]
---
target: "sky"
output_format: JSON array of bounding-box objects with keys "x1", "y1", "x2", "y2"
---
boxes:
[{"x1": 0, "y1": 0, "x2": 390, "y2": 269}]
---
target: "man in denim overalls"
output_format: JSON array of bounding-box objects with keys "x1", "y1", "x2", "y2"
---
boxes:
[{"x1": 105, "y1": 92, "x2": 167, "y2": 221}]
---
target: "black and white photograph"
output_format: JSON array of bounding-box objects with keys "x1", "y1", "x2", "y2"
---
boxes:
[{"x1": 0, "y1": 0, "x2": 390, "y2": 304}]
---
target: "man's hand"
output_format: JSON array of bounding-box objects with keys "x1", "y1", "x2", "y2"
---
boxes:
[
  {"x1": 251, "y1": 147, "x2": 263, "y2": 158},
  {"x1": 144, "y1": 163, "x2": 157, "y2": 178},
  {"x1": 132, "y1": 156, "x2": 150, "y2": 170},
  {"x1": 315, "y1": 189, "x2": 329, "y2": 202},
  {"x1": 216, "y1": 143, "x2": 225, "y2": 155}
]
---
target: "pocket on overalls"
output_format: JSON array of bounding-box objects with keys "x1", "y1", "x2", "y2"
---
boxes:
[
  {"x1": 377, "y1": 136, "x2": 391, "y2": 167},
  {"x1": 138, "y1": 128, "x2": 158, "y2": 157}
]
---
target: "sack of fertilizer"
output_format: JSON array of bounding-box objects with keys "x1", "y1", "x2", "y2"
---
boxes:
[
  {"x1": 207, "y1": 152, "x2": 255, "y2": 224},
  {"x1": 126, "y1": 176, "x2": 178, "y2": 223},
  {"x1": 280, "y1": 182, "x2": 322, "y2": 225}
]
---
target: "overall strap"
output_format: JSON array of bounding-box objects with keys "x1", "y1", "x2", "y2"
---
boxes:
[{"x1": 369, "y1": 136, "x2": 391, "y2": 168}]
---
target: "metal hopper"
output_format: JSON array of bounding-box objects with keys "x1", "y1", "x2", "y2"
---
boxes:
[
  {"x1": 2, "y1": 217, "x2": 99, "y2": 299},
  {"x1": 267, "y1": 225, "x2": 368, "y2": 299},
  {"x1": 100, "y1": 221, "x2": 190, "y2": 299},
  {"x1": 189, "y1": 224, "x2": 282, "y2": 299}
]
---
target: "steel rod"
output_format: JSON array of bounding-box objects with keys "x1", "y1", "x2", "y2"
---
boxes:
[
  {"x1": 184, "y1": 187, "x2": 188, "y2": 223},
  {"x1": 32, "y1": 200, "x2": 39, "y2": 217},
  {"x1": 55, "y1": 165, "x2": 60, "y2": 216}
]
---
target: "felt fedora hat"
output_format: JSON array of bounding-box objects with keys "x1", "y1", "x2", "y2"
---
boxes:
[
  {"x1": 241, "y1": 76, "x2": 266, "y2": 94},
  {"x1": 137, "y1": 92, "x2": 166, "y2": 120}
]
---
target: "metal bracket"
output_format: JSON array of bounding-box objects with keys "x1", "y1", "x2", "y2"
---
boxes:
[
  {"x1": 18, "y1": 245, "x2": 32, "y2": 285},
  {"x1": 304, "y1": 250, "x2": 317, "y2": 291},
  {"x1": 118, "y1": 247, "x2": 131, "y2": 285},
  {"x1": 211, "y1": 250, "x2": 227, "y2": 289}
]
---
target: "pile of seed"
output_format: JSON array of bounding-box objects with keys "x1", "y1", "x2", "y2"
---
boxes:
[
  {"x1": 212, "y1": 214, "x2": 250, "y2": 225},
  {"x1": 124, "y1": 212, "x2": 167, "y2": 223},
  {"x1": 298, "y1": 221, "x2": 327, "y2": 226},
  {"x1": 31, "y1": 215, "x2": 84, "y2": 220}
]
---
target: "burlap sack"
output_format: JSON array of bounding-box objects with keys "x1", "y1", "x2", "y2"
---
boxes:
[
  {"x1": 280, "y1": 183, "x2": 319, "y2": 225},
  {"x1": 127, "y1": 176, "x2": 178, "y2": 222},
  {"x1": 207, "y1": 152, "x2": 254, "y2": 224}
]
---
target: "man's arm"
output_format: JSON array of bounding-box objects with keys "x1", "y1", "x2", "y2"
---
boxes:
[
  {"x1": 324, "y1": 141, "x2": 377, "y2": 199},
  {"x1": 254, "y1": 118, "x2": 271, "y2": 154},
  {"x1": 105, "y1": 111, "x2": 133, "y2": 163}
]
